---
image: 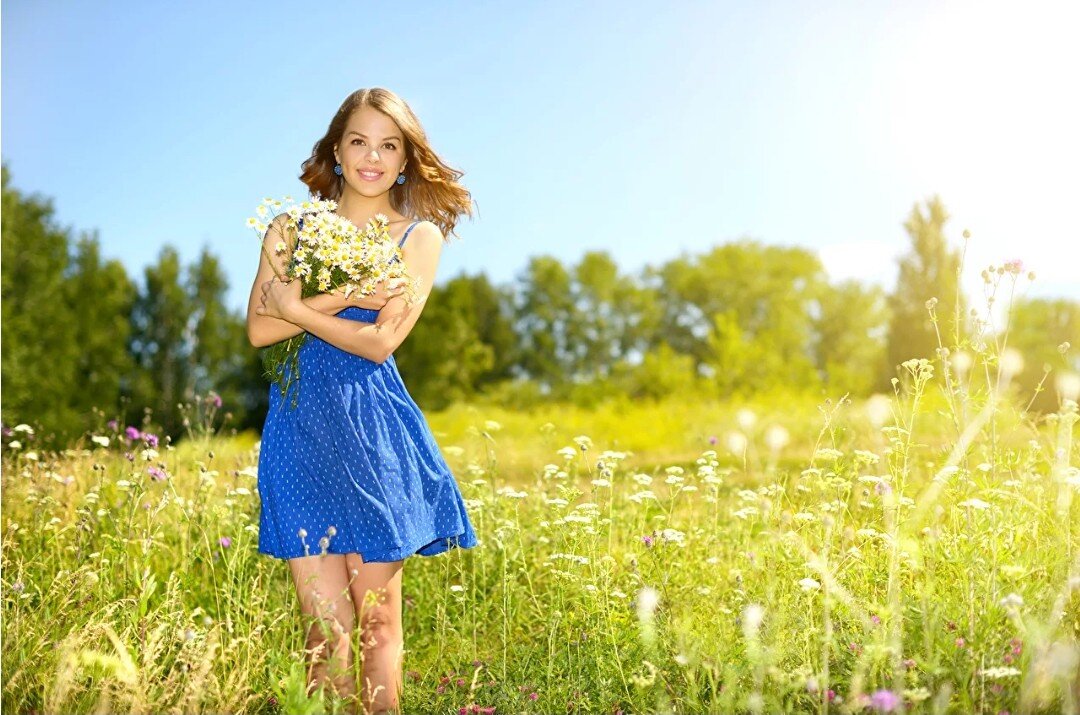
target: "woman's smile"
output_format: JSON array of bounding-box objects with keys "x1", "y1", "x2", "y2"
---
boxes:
[{"x1": 357, "y1": 168, "x2": 384, "y2": 182}]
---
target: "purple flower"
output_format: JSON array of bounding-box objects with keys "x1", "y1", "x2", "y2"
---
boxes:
[
  {"x1": 147, "y1": 465, "x2": 168, "y2": 481},
  {"x1": 2, "y1": 425, "x2": 13, "y2": 437},
  {"x1": 143, "y1": 432, "x2": 159, "y2": 448},
  {"x1": 870, "y1": 689, "x2": 899, "y2": 712},
  {"x1": 125, "y1": 426, "x2": 141, "y2": 441},
  {"x1": 641, "y1": 535, "x2": 654, "y2": 547},
  {"x1": 219, "y1": 536, "x2": 232, "y2": 548},
  {"x1": 870, "y1": 614, "x2": 881, "y2": 626},
  {"x1": 206, "y1": 392, "x2": 223, "y2": 409},
  {"x1": 107, "y1": 419, "x2": 119, "y2": 431},
  {"x1": 708, "y1": 435, "x2": 718, "y2": 446}
]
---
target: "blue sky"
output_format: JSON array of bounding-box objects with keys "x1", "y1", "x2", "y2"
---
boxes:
[{"x1": 3, "y1": 0, "x2": 1077, "y2": 317}]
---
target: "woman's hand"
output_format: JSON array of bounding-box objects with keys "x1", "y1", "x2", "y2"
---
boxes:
[
  {"x1": 256, "y1": 276, "x2": 304, "y2": 321},
  {"x1": 339, "y1": 277, "x2": 408, "y2": 310}
]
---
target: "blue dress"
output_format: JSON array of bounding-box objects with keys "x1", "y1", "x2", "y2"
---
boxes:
[{"x1": 256, "y1": 219, "x2": 479, "y2": 562}]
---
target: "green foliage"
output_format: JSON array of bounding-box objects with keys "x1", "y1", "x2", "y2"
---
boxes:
[
  {"x1": 1, "y1": 163, "x2": 135, "y2": 446},
  {"x1": 812, "y1": 279, "x2": 890, "y2": 397},
  {"x1": 1007, "y1": 297, "x2": 1080, "y2": 412},
  {"x1": 885, "y1": 195, "x2": 966, "y2": 388}
]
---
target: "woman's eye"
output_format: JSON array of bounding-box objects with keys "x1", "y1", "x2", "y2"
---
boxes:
[{"x1": 350, "y1": 139, "x2": 396, "y2": 150}]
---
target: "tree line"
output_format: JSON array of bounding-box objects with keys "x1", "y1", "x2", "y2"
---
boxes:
[{"x1": 3, "y1": 162, "x2": 1076, "y2": 449}]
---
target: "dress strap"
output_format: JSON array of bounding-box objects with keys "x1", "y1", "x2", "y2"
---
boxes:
[{"x1": 398, "y1": 220, "x2": 422, "y2": 248}]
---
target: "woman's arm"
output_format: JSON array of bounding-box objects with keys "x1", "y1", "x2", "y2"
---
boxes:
[
  {"x1": 249, "y1": 291, "x2": 350, "y2": 347},
  {"x1": 245, "y1": 214, "x2": 375, "y2": 347},
  {"x1": 272, "y1": 222, "x2": 444, "y2": 363}
]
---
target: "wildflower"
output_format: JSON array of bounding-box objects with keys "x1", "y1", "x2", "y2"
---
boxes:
[
  {"x1": 91, "y1": 435, "x2": 110, "y2": 447},
  {"x1": 999, "y1": 348, "x2": 1024, "y2": 378},
  {"x1": 741, "y1": 603, "x2": 764, "y2": 637},
  {"x1": 999, "y1": 593, "x2": 1024, "y2": 609},
  {"x1": 870, "y1": 689, "x2": 899, "y2": 712},
  {"x1": 483, "y1": 420, "x2": 502, "y2": 432},
  {"x1": 13, "y1": 424, "x2": 34, "y2": 435},
  {"x1": 219, "y1": 537, "x2": 232, "y2": 548},
  {"x1": 798, "y1": 578, "x2": 821, "y2": 591},
  {"x1": 147, "y1": 465, "x2": 168, "y2": 481},
  {"x1": 736, "y1": 408, "x2": 757, "y2": 430},
  {"x1": 979, "y1": 666, "x2": 1021, "y2": 678},
  {"x1": 636, "y1": 586, "x2": 660, "y2": 620},
  {"x1": 297, "y1": 528, "x2": 308, "y2": 539},
  {"x1": 865, "y1": 394, "x2": 892, "y2": 427},
  {"x1": 764, "y1": 424, "x2": 789, "y2": 451},
  {"x1": 143, "y1": 433, "x2": 159, "y2": 448},
  {"x1": 641, "y1": 535, "x2": 654, "y2": 547},
  {"x1": 658, "y1": 528, "x2": 686, "y2": 546},
  {"x1": 957, "y1": 498, "x2": 992, "y2": 510},
  {"x1": 708, "y1": 435, "x2": 718, "y2": 446},
  {"x1": 726, "y1": 431, "x2": 747, "y2": 453},
  {"x1": 628, "y1": 490, "x2": 657, "y2": 504},
  {"x1": 107, "y1": 419, "x2": 119, "y2": 431},
  {"x1": 591, "y1": 478, "x2": 611, "y2": 487},
  {"x1": 125, "y1": 426, "x2": 141, "y2": 440},
  {"x1": 8, "y1": 440, "x2": 21, "y2": 450},
  {"x1": 814, "y1": 447, "x2": 844, "y2": 461}
]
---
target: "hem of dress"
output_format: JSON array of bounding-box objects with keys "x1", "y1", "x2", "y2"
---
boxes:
[{"x1": 257, "y1": 526, "x2": 479, "y2": 563}]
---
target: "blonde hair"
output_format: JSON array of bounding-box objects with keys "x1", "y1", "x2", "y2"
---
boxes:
[{"x1": 299, "y1": 87, "x2": 475, "y2": 240}]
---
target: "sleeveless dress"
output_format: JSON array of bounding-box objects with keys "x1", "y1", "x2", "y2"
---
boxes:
[{"x1": 256, "y1": 219, "x2": 479, "y2": 562}]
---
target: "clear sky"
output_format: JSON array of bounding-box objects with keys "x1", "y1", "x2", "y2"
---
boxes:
[{"x1": 3, "y1": 0, "x2": 1077, "y2": 317}]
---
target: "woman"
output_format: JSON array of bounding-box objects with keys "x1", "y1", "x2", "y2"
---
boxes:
[{"x1": 246, "y1": 87, "x2": 479, "y2": 715}]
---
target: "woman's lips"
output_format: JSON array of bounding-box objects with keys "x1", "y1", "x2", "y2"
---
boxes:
[{"x1": 358, "y1": 169, "x2": 384, "y2": 182}]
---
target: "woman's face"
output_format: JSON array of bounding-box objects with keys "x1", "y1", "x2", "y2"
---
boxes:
[{"x1": 333, "y1": 105, "x2": 407, "y2": 197}]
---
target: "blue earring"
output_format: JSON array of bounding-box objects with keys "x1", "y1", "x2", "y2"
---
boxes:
[
  {"x1": 333, "y1": 163, "x2": 343, "y2": 176},
  {"x1": 396, "y1": 173, "x2": 406, "y2": 185}
]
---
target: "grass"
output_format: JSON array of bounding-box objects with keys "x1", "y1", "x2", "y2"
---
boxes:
[{"x1": 2, "y1": 356, "x2": 1078, "y2": 713}]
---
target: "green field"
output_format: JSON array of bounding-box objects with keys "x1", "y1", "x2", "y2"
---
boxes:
[{"x1": 3, "y1": 361, "x2": 1078, "y2": 714}]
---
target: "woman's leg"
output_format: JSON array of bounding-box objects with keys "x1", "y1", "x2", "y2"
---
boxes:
[
  {"x1": 287, "y1": 554, "x2": 357, "y2": 704},
  {"x1": 345, "y1": 552, "x2": 404, "y2": 715}
]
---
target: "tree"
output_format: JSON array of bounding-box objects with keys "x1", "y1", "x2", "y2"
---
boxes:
[
  {"x1": 812, "y1": 279, "x2": 889, "y2": 397},
  {"x1": 1006, "y1": 296, "x2": 1080, "y2": 413},
  {"x1": 884, "y1": 195, "x2": 966, "y2": 387},
  {"x1": 656, "y1": 239, "x2": 826, "y2": 395},
  {"x1": 1, "y1": 163, "x2": 85, "y2": 445},
  {"x1": 392, "y1": 274, "x2": 496, "y2": 410},
  {"x1": 63, "y1": 234, "x2": 138, "y2": 423},
  {"x1": 128, "y1": 246, "x2": 194, "y2": 435},
  {"x1": 511, "y1": 256, "x2": 577, "y2": 391}
]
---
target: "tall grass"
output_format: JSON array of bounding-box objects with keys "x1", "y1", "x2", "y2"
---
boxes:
[{"x1": 3, "y1": 263, "x2": 1078, "y2": 714}]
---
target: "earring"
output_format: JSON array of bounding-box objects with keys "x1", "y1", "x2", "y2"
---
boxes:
[
  {"x1": 333, "y1": 163, "x2": 343, "y2": 176},
  {"x1": 396, "y1": 173, "x2": 406, "y2": 185}
]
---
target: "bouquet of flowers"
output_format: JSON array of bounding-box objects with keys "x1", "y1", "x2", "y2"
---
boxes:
[{"x1": 247, "y1": 196, "x2": 424, "y2": 408}]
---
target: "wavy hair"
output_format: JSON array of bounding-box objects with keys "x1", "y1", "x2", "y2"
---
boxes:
[{"x1": 299, "y1": 87, "x2": 475, "y2": 240}]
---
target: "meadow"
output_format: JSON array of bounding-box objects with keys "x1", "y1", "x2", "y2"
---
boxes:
[{"x1": 2, "y1": 350, "x2": 1078, "y2": 715}]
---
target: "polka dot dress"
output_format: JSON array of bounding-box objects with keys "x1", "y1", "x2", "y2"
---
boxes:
[{"x1": 256, "y1": 220, "x2": 479, "y2": 562}]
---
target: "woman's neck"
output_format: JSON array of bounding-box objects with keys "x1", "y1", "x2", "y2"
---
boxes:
[{"x1": 334, "y1": 189, "x2": 405, "y2": 226}]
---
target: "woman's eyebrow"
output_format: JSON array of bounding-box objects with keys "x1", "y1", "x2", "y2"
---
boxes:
[{"x1": 347, "y1": 130, "x2": 402, "y2": 142}]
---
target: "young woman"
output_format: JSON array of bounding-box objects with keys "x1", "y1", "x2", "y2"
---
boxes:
[{"x1": 246, "y1": 87, "x2": 479, "y2": 715}]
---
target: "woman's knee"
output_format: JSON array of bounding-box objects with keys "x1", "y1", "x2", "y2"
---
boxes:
[{"x1": 358, "y1": 603, "x2": 402, "y2": 652}]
